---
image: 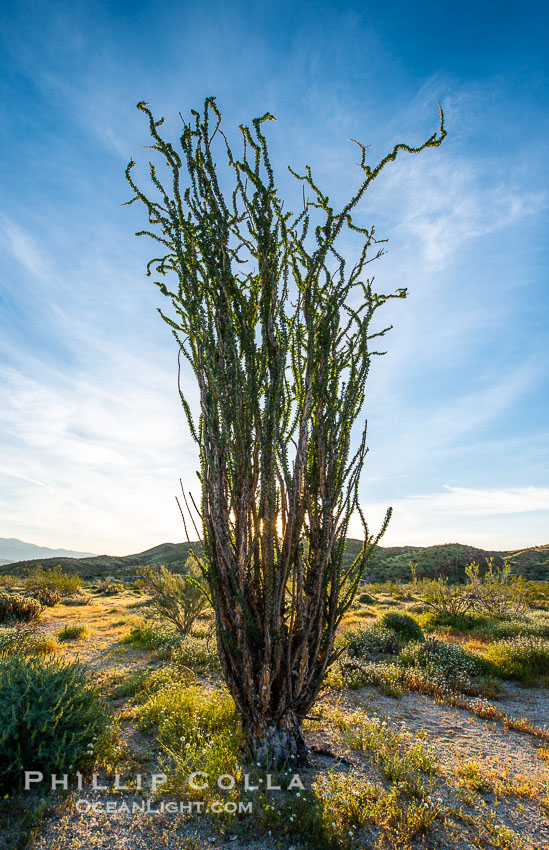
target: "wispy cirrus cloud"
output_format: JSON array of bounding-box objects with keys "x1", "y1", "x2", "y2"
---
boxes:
[
  {"x1": 0, "y1": 215, "x2": 54, "y2": 280},
  {"x1": 410, "y1": 485, "x2": 549, "y2": 516},
  {"x1": 353, "y1": 486, "x2": 549, "y2": 549},
  {"x1": 0, "y1": 356, "x2": 201, "y2": 554},
  {"x1": 366, "y1": 144, "x2": 548, "y2": 270}
]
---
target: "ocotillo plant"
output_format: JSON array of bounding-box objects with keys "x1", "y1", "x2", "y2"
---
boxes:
[{"x1": 125, "y1": 98, "x2": 445, "y2": 765}]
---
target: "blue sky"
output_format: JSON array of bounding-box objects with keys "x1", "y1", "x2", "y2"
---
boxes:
[{"x1": 0, "y1": 0, "x2": 547, "y2": 555}]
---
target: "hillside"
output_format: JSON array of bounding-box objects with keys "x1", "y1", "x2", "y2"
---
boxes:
[
  {"x1": 358, "y1": 540, "x2": 549, "y2": 582},
  {"x1": 0, "y1": 537, "x2": 96, "y2": 564},
  {"x1": 0, "y1": 541, "x2": 199, "y2": 578},
  {"x1": 1, "y1": 539, "x2": 547, "y2": 582}
]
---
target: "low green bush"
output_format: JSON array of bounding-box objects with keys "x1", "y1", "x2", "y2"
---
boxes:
[
  {"x1": 480, "y1": 614, "x2": 549, "y2": 640},
  {"x1": 483, "y1": 635, "x2": 549, "y2": 684},
  {"x1": 121, "y1": 623, "x2": 185, "y2": 655},
  {"x1": 343, "y1": 623, "x2": 403, "y2": 657},
  {"x1": 171, "y1": 635, "x2": 220, "y2": 672},
  {"x1": 0, "y1": 626, "x2": 59, "y2": 656},
  {"x1": 57, "y1": 623, "x2": 89, "y2": 642},
  {"x1": 358, "y1": 590, "x2": 375, "y2": 604},
  {"x1": 326, "y1": 654, "x2": 404, "y2": 695},
  {"x1": 343, "y1": 614, "x2": 423, "y2": 660},
  {"x1": 63, "y1": 594, "x2": 92, "y2": 606},
  {"x1": 0, "y1": 593, "x2": 42, "y2": 623},
  {"x1": 380, "y1": 612, "x2": 424, "y2": 643},
  {"x1": 422, "y1": 610, "x2": 549, "y2": 641},
  {"x1": 0, "y1": 654, "x2": 108, "y2": 791},
  {"x1": 398, "y1": 637, "x2": 481, "y2": 689},
  {"x1": 33, "y1": 587, "x2": 61, "y2": 607}
]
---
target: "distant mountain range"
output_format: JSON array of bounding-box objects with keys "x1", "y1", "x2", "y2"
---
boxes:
[
  {"x1": 0, "y1": 538, "x2": 96, "y2": 566},
  {"x1": 0, "y1": 538, "x2": 547, "y2": 582},
  {"x1": 0, "y1": 540, "x2": 194, "y2": 577}
]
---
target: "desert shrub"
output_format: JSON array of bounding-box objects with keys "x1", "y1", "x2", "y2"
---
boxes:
[
  {"x1": 344, "y1": 624, "x2": 402, "y2": 657},
  {"x1": 0, "y1": 654, "x2": 108, "y2": 791},
  {"x1": 0, "y1": 575, "x2": 19, "y2": 590},
  {"x1": 527, "y1": 609, "x2": 549, "y2": 633},
  {"x1": 483, "y1": 635, "x2": 549, "y2": 684},
  {"x1": 326, "y1": 646, "x2": 407, "y2": 694},
  {"x1": 62, "y1": 594, "x2": 92, "y2": 606},
  {"x1": 421, "y1": 610, "x2": 549, "y2": 642},
  {"x1": 171, "y1": 635, "x2": 220, "y2": 672},
  {"x1": 343, "y1": 614, "x2": 423, "y2": 661},
  {"x1": 333, "y1": 655, "x2": 458, "y2": 698},
  {"x1": 328, "y1": 645, "x2": 486, "y2": 697},
  {"x1": 0, "y1": 593, "x2": 42, "y2": 623},
  {"x1": 382, "y1": 580, "x2": 403, "y2": 597},
  {"x1": 358, "y1": 590, "x2": 375, "y2": 604},
  {"x1": 25, "y1": 565, "x2": 81, "y2": 597},
  {"x1": 57, "y1": 623, "x2": 89, "y2": 641},
  {"x1": 33, "y1": 587, "x2": 61, "y2": 607},
  {"x1": 121, "y1": 623, "x2": 185, "y2": 655},
  {"x1": 398, "y1": 637, "x2": 481, "y2": 689},
  {"x1": 0, "y1": 626, "x2": 59, "y2": 656},
  {"x1": 478, "y1": 615, "x2": 549, "y2": 640},
  {"x1": 380, "y1": 612, "x2": 424, "y2": 643},
  {"x1": 419, "y1": 562, "x2": 530, "y2": 620},
  {"x1": 524, "y1": 581, "x2": 549, "y2": 602},
  {"x1": 464, "y1": 560, "x2": 529, "y2": 615},
  {"x1": 137, "y1": 555, "x2": 208, "y2": 634},
  {"x1": 420, "y1": 611, "x2": 488, "y2": 633},
  {"x1": 348, "y1": 659, "x2": 404, "y2": 696},
  {"x1": 419, "y1": 577, "x2": 472, "y2": 617},
  {"x1": 331, "y1": 635, "x2": 494, "y2": 698},
  {"x1": 93, "y1": 578, "x2": 121, "y2": 595}
]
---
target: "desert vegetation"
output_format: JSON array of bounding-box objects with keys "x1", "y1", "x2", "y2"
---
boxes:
[{"x1": 0, "y1": 559, "x2": 548, "y2": 849}]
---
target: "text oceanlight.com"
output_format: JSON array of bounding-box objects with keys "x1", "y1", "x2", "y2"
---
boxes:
[{"x1": 74, "y1": 799, "x2": 253, "y2": 815}]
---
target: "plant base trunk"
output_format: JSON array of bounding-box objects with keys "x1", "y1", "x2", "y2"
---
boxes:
[{"x1": 245, "y1": 710, "x2": 308, "y2": 768}]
